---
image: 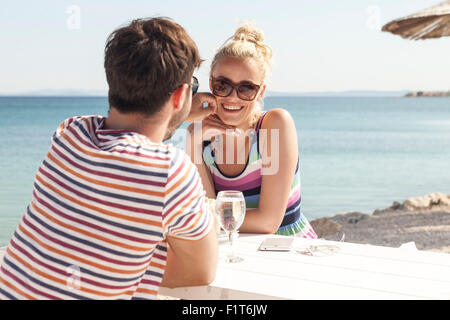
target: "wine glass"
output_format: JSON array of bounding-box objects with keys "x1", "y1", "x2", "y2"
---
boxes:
[{"x1": 215, "y1": 190, "x2": 246, "y2": 263}]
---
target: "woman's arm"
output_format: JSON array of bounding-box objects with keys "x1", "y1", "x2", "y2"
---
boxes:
[
  {"x1": 186, "y1": 117, "x2": 236, "y2": 199},
  {"x1": 239, "y1": 108, "x2": 299, "y2": 234},
  {"x1": 186, "y1": 123, "x2": 216, "y2": 198}
]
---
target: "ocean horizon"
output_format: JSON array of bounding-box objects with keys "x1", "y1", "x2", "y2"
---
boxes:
[
  {"x1": 0, "y1": 89, "x2": 412, "y2": 98},
  {"x1": 1, "y1": 96, "x2": 449, "y2": 246}
]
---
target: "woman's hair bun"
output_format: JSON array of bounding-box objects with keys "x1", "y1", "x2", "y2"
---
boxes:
[
  {"x1": 211, "y1": 21, "x2": 273, "y2": 83},
  {"x1": 233, "y1": 22, "x2": 265, "y2": 44}
]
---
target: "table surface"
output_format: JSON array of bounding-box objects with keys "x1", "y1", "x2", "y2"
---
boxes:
[
  {"x1": 2, "y1": 235, "x2": 450, "y2": 300},
  {"x1": 160, "y1": 234, "x2": 450, "y2": 300}
]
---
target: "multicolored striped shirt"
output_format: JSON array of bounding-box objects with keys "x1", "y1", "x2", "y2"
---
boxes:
[
  {"x1": 203, "y1": 111, "x2": 317, "y2": 238},
  {"x1": 0, "y1": 115, "x2": 211, "y2": 300}
]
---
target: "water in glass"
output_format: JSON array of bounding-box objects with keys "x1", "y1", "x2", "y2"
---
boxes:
[{"x1": 215, "y1": 191, "x2": 246, "y2": 263}]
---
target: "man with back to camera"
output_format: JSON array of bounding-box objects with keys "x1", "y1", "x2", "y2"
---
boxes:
[{"x1": 0, "y1": 17, "x2": 219, "y2": 300}]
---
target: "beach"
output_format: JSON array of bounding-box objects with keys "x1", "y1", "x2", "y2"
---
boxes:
[{"x1": 311, "y1": 193, "x2": 450, "y2": 253}]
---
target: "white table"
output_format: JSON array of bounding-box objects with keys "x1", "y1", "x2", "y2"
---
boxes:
[
  {"x1": 2, "y1": 236, "x2": 450, "y2": 300},
  {"x1": 160, "y1": 234, "x2": 450, "y2": 300}
]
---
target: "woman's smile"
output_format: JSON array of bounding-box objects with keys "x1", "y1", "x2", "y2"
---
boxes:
[
  {"x1": 221, "y1": 103, "x2": 244, "y2": 112},
  {"x1": 218, "y1": 101, "x2": 250, "y2": 127}
]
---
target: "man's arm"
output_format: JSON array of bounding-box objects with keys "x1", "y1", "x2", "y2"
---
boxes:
[
  {"x1": 161, "y1": 228, "x2": 218, "y2": 288},
  {"x1": 160, "y1": 147, "x2": 219, "y2": 288}
]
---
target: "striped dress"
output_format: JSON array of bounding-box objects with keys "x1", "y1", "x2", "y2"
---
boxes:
[
  {"x1": 203, "y1": 111, "x2": 317, "y2": 238},
  {"x1": 0, "y1": 115, "x2": 211, "y2": 300}
]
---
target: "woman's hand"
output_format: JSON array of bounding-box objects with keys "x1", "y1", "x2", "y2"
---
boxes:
[
  {"x1": 185, "y1": 92, "x2": 217, "y2": 122},
  {"x1": 185, "y1": 92, "x2": 239, "y2": 141}
]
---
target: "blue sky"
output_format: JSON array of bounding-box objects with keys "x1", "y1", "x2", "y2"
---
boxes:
[{"x1": 0, "y1": 0, "x2": 449, "y2": 94}]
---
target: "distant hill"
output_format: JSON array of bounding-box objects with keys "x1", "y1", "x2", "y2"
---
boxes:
[
  {"x1": 1, "y1": 89, "x2": 107, "y2": 97},
  {"x1": 266, "y1": 90, "x2": 410, "y2": 97}
]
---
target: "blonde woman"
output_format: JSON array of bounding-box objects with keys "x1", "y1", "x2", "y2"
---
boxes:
[{"x1": 187, "y1": 23, "x2": 317, "y2": 237}]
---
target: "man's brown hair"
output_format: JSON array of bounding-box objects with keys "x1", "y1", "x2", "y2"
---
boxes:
[{"x1": 104, "y1": 17, "x2": 202, "y2": 116}]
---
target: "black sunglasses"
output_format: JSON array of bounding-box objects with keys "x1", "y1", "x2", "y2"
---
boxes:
[
  {"x1": 169, "y1": 76, "x2": 199, "y2": 96},
  {"x1": 211, "y1": 76, "x2": 261, "y2": 101},
  {"x1": 191, "y1": 76, "x2": 199, "y2": 96}
]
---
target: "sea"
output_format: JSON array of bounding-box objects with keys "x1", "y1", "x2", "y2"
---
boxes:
[{"x1": 1, "y1": 96, "x2": 449, "y2": 246}]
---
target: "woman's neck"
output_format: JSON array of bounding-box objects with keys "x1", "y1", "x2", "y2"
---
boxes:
[
  {"x1": 235, "y1": 113, "x2": 259, "y2": 132},
  {"x1": 215, "y1": 115, "x2": 256, "y2": 155}
]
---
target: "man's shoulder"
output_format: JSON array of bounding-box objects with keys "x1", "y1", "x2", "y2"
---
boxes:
[{"x1": 55, "y1": 115, "x2": 102, "y2": 136}]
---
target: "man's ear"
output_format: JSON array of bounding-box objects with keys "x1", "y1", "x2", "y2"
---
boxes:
[{"x1": 171, "y1": 84, "x2": 189, "y2": 112}]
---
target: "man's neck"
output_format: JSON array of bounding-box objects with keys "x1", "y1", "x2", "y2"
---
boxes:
[{"x1": 103, "y1": 107, "x2": 169, "y2": 143}]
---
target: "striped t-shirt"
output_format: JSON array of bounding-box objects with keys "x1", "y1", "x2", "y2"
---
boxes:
[
  {"x1": 203, "y1": 112, "x2": 317, "y2": 238},
  {"x1": 0, "y1": 115, "x2": 211, "y2": 300}
]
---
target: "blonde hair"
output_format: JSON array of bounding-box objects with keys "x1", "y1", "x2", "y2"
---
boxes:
[{"x1": 211, "y1": 22, "x2": 273, "y2": 126}]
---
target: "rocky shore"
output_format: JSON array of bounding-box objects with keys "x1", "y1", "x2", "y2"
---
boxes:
[
  {"x1": 310, "y1": 193, "x2": 450, "y2": 253},
  {"x1": 405, "y1": 91, "x2": 450, "y2": 97}
]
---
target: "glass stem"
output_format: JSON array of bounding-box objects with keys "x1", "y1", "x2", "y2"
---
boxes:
[{"x1": 229, "y1": 231, "x2": 235, "y2": 257}]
